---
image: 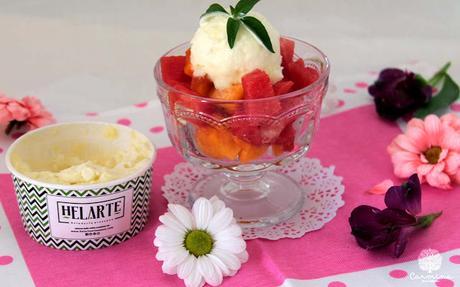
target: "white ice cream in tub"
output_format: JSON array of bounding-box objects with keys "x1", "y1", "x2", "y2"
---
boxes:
[{"x1": 5, "y1": 122, "x2": 155, "y2": 250}]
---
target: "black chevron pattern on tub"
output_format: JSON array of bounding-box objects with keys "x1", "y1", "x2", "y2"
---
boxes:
[{"x1": 12, "y1": 168, "x2": 152, "y2": 250}]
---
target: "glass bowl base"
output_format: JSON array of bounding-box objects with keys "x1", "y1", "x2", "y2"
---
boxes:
[{"x1": 189, "y1": 171, "x2": 305, "y2": 228}]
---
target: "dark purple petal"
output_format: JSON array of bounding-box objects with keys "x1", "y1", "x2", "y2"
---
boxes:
[
  {"x1": 421, "y1": 85, "x2": 434, "y2": 103},
  {"x1": 377, "y1": 208, "x2": 417, "y2": 226},
  {"x1": 349, "y1": 205, "x2": 382, "y2": 230},
  {"x1": 405, "y1": 174, "x2": 422, "y2": 214},
  {"x1": 354, "y1": 227, "x2": 400, "y2": 250},
  {"x1": 393, "y1": 226, "x2": 415, "y2": 258},
  {"x1": 349, "y1": 205, "x2": 400, "y2": 250},
  {"x1": 384, "y1": 186, "x2": 406, "y2": 210},
  {"x1": 384, "y1": 174, "x2": 421, "y2": 215},
  {"x1": 378, "y1": 68, "x2": 406, "y2": 82},
  {"x1": 368, "y1": 68, "x2": 433, "y2": 120}
]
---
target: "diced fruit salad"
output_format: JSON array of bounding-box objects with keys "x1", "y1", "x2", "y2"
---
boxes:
[{"x1": 160, "y1": 38, "x2": 319, "y2": 163}]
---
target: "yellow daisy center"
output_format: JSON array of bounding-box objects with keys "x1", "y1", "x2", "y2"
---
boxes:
[{"x1": 184, "y1": 230, "x2": 214, "y2": 257}]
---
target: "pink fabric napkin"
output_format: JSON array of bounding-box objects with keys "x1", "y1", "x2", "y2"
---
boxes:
[{"x1": 1, "y1": 105, "x2": 459, "y2": 287}]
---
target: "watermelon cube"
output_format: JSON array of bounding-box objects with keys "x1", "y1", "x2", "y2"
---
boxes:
[
  {"x1": 242, "y1": 69, "x2": 275, "y2": 99},
  {"x1": 230, "y1": 119, "x2": 284, "y2": 146},
  {"x1": 284, "y1": 59, "x2": 320, "y2": 90},
  {"x1": 280, "y1": 38, "x2": 295, "y2": 68},
  {"x1": 242, "y1": 69, "x2": 281, "y2": 116},
  {"x1": 231, "y1": 122, "x2": 264, "y2": 145},
  {"x1": 169, "y1": 83, "x2": 213, "y2": 126},
  {"x1": 274, "y1": 124, "x2": 296, "y2": 152},
  {"x1": 273, "y1": 80, "x2": 295, "y2": 95},
  {"x1": 160, "y1": 56, "x2": 191, "y2": 86}
]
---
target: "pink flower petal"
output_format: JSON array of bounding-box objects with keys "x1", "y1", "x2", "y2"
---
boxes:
[
  {"x1": 19, "y1": 96, "x2": 55, "y2": 129},
  {"x1": 445, "y1": 152, "x2": 460, "y2": 175},
  {"x1": 417, "y1": 164, "x2": 434, "y2": 176},
  {"x1": 433, "y1": 162, "x2": 446, "y2": 173},
  {"x1": 387, "y1": 141, "x2": 401, "y2": 155},
  {"x1": 424, "y1": 115, "x2": 442, "y2": 145},
  {"x1": 405, "y1": 126, "x2": 429, "y2": 151},
  {"x1": 368, "y1": 179, "x2": 394, "y2": 195},
  {"x1": 393, "y1": 134, "x2": 420, "y2": 153},
  {"x1": 394, "y1": 160, "x2": 419, "y2": 178},
  {"x1": 391, "y1": 151, "x2": 419, "y2": 163},
  {"x1": 407, "y1": 118, "x2": 425, "y2": 129},
  {"x1": 441, "y1": 113, "x2": 460, "y2": 131},
  {"x1": 426, "y1": 169, "x2": 452, "y2": 189},
  {"x1": 7, "y1": 102, "x2": 30, "y2": 121},
  {"x1": 439, "y1": 149, "x2": 449, "y2": 162},
  {"x1": 0, "y1": 109, "x2": 12, "y2": 125},
  {"x1": 454, "y1": 172, "x2": 460, "y2": 184},
  {"x1": 441, "y1": 129, "x2": 460, "y2": 151},
  {"x1": 419, "y1": 153, "x2": 429, "y2": 163},
  {"x1": 27, "y1": 113, "x2": 56, "y2": 129}
]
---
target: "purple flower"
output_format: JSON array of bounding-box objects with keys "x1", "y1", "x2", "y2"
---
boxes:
[
  {"x1": 349, "y1": 174, "x2": 441, "y2": 257},
  {"x1": 349, "y1": 206, "x2": 415, "y2": 251},
  {"x1": 384, "y1": 174, "x2": 421, "y2": 215},
  {"x1": 368, "y1": 68, "x2": 432, "y2": 120}
]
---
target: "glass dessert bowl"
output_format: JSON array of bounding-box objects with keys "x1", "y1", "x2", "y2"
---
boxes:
[{"x1": 154, "y1": 36, "x2": 329, "y2": 227}]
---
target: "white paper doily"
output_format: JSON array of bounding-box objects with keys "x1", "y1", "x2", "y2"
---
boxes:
[{"x1": 161, "y1": 157, "x2": 345, "y2": 240}]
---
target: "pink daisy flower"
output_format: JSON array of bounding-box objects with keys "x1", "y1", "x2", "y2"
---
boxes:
[
  {"x1": 0, "y1": 95, "x2": 30, "y2": 125},
  {"x1": 388, "y1": 114, "x2": 460, "y2": 189},
  {"x1": 0, "y1": 93, "x2": 55, "y2": 135},
  {"x1": 21, "y1": 96, "x2": 55, "y2": 129},
  {"x1": 441, "y1": 113, "x2": 460, "y2": 132}
]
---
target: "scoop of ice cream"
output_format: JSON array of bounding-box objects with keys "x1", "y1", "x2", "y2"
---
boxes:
[{"x1": 190, "y1": 12, "x2": 283, "y2": 90}]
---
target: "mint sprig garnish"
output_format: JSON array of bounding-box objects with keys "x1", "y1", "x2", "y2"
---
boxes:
[
  {"x1": 241, "y1": 16, "x2": 274, "y2": 52},
  {"x1": 201, "y1": 0, "x2": 275, "y2": 53},
  {"x1": 233, "y1": 0, "x2": 260, "y2": 16},
  {"x1": 226, "y1": 18, "x2": 240, "y2": 48},
  {"x1": 201, "y1": 3, "x2": 228, "y2": 16}
]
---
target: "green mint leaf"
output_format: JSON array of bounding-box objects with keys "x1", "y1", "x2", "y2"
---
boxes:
[
  {"x1": 415, "y1": 74, "x2": 428, "y2": 85},
  {"x1": 234, "y1": 0, "x2": 260, "y2": 16},
  {"x1": 428, "y1": 62, "x2": 451, "y2": 86},
  {"x1": 414, "y1": 73, "x2": 460, "y2": 118},
  {"x1": 415, "y1": 211, "x2": 442, "y2": 229},
  {"x1": 201, "y1": 3, "x2": 228, "y2": 18},
  {"x1": 230, "y1": 5, "x2": 235, "y2": 15},
  {"x1": 226, "y1": 18, "x2": 240, "y2": 49},
  {"x1": 241, "y1": 16, "x2": 275, "y2": 53}
]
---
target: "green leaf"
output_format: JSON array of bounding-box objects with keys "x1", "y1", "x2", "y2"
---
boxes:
[
  {"x1": 414, "y1": 74, "x2": 428, "y2": 85},
  {"x1": 415, "y1": 211, "x2": 442, "y2": 229},
  {"x1": 226, "y1": 17, "x2": 240, "y2": 49},
  {"x1": 414, "y1": 73, "x2": 460, "y2": 118},
  {"x1": 201, "y1": 3, "x2": 228, "y2": 18},
  {"x1": 428, "y1": 62, "x2": 451, "y2": 87},
  {"x1": 241, "y1": 16, "x2": 275, "y2": 53},
  {"x1": 230, "y1": 5, "x2": 235, "y2": 15},
  {"x1": 233, "y1": 0, "x2": 260, "y2": 16}
]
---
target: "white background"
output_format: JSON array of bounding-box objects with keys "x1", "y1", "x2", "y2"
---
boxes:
[{"x1": 0, "y1": 0, "x2": 459, "y2": 115}]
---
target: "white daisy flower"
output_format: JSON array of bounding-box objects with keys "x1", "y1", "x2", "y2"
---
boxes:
[{"x1": 154, "y1": 196, "x2": 248, "y2": 287}]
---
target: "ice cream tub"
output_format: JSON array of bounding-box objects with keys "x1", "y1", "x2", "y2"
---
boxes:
[{"x1": 5, "y1": 122, "x2": 156, "y2": 250}]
